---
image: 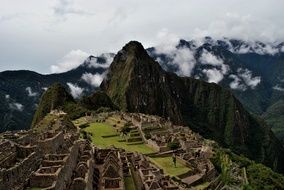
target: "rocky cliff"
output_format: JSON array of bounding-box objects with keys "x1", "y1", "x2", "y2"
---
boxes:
[{"x1": 101, "y1": 41, "x2": 284, "y2": 173}]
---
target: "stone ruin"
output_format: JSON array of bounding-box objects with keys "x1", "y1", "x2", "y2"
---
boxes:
[
  {"x1": 126, "y1": 112, "x2": 218, "y2": 187},
  {"x1": 130, "y1": 152, "x2": 179, "y2": 190},
  {"x1": 0, "y1": 133, "x2": 42, "y2": 190},
  {"x1": 0, "y1": 126, "x2": 99, "y2": 190},
  {"x1": 0, "y1": 111, "x2": 219, "y2": 189},
  {"x1": 94, "y1": 148, "x2": 124, "y2": 190}
]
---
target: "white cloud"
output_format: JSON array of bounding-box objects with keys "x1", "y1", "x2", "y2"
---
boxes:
[
  {"x1": 234, "y1": 41, "x2": 279, "y2": 55},
  {"x1": 5, "y1": 94, "x2": 10, "y2": 99},
  {"x1": 229, "y1": 74, "x2": 247, "y2": 91},
  {"x1": 155, "y1": 32, "x2": 196, "y2": 77},
  {"x1": 9, "y1": 102, "x2": 24, "y2": 111},
  {"x1": 192, "y1": 11, "x2": 284, "y2": 42},
  {"x1": 273, "y1": 85, "x2": 284, "y2": 92},
  {"x1": 81, "y1": 72, "x2": 104, "y2": 87},
  {"x1": 1, "y1": 1, "x2": 284, "y2": 72},
  {"x1": 66, "y1": 82, "x2": 84, "y2": 98},
  {"x1": 155, "y1": 29, "x2": 180, "y2": 54},
  {"x1": 86, "y1": 53, "x2": 114, "y2": 68},
  {"x1": 50, "y1": 49, "x2": 89, "y2": 73},
  {"x1": 172, "y1": 48, "x2": 196, "y2": 76},
  {"x1": 42, "y1": 87, "x2": 48, "y2": 91},
  {"x1": 202, "y1": 68, "x2": 224, "y2": 84},
  {"x1": 238, "y1": 68, "x2": 261, "y2": 89},
  {"x1": 199, "y1": 50, "x2": 229, "y2": 74},
  {"x1": 25, "y1": 87, "x2": 38, "y2": 97}
]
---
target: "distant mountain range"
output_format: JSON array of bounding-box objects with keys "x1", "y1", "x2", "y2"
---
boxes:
[{"x1": 0, "y1": 37, "x2": 283, "y2": 144}]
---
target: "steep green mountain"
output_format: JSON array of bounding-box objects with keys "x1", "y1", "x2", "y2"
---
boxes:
[
  {"x1": 31, "y1": 83, "x2": 84, "y2": 127},
  {"x1": 101, "y1": 41, "x2": 284, "y2": 173},
  {"x1": 32, "y1": 83, "x2": 118, "y2": 128},
  {"x1": 263, "y1": 100, "x2": 284, "y2": 144}
]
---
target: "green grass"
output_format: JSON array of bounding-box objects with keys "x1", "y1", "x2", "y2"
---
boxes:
[
  {"x1": 124, "y1": 176, "x2": 136, "y2": 190},
  {"x1": 84, "y1": 122, "x2": 154, "y2": 154},
  {"x1": 194, "y1": 182, "x2": 209, "y2": 190},
  {"x1": 106, "y1": 115, "x2": 127, "y2": 128},
  {"x1": 149, "y1": 156, "x2": 190, "y2": 176}
]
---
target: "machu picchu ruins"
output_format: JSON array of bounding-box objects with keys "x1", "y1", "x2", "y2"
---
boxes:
[{"x1": 0, "y1": 110, "x2": 250, "y2": 190}]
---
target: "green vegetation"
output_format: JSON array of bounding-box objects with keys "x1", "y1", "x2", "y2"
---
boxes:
[
  {"x1": 106, "y1": 115, "x2": 127, "y2": 128},
  {"x1": 246, "y1": 163, "x2": 284, "y2": 190},
  {"x1": 62, "y1": 101, "x2": 88, "y2": 120},
  {"x1": 212, "y1": 148, "x2": 284, "y2": 190},
  {"x1": 79, "y1": 91, "x2": 118, "y2": 111},
  {"x1": 32, "y1": 83, "x2": 75, "y2": 127},
  {"x1": 32, "y1": 113, "x2": 76, "y2": 133},
  {"x1": 193, "y1": 182, "x2": 209, "y2": 190},
  {"x1": 167, "y1": 141, "x2": 180, "y2": 151},
  {"x1": 263, "y1": 100, "x2": 284, "y2": 144},
  {"x1": 124, "y1": 176, "x2": 136, "y2": 190},
  {"x1": 33, "y1": 83, "x2": 119, "y2": 130},
  {"x1": 83, "y1": 122, "x2": 154, "y2": 154},
  {"x1": 149, "y1": 156, "x2": 190, "y2": 176},
  {"x1": 120, "y1": 125, "x2": 131, "y2": 136},
  {"x1": 220, "y1": 154, "x2": 232, "y2": 185}
]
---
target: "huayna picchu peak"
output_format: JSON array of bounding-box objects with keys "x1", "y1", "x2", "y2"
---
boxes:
[{"x1": 101, "y1": 41, "x2": 284, "y2": 174}]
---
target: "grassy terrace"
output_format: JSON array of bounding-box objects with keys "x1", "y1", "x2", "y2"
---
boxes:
[
  {"x1": 106, "y1": 115, "x2": 127, "y2": 128},
  {"x1": 149, "y1": 156, "x2": 190, "y2": 176},
  {"x1": 84, "y1": 122, "x2": 154, "y2": 154},
  {"x1": 83, "y1": 120, "x2": 191, "y2": 178},
  {"x1": 124, "y1": 176, "x2": 136, "y2": 190}
]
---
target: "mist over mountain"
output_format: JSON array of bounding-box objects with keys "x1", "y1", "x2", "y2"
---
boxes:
[{"x1": 0, "y1": 54, "x2": 111, "y2": 131}]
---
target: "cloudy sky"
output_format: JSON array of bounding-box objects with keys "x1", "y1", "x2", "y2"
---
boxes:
[{"x1": 0, "y1": 0, "x2": 283, "y2": 73}]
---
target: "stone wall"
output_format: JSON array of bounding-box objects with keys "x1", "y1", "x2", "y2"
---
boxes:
[
  {"x1": 0, "y1": 140, "x2": 16, "y2": 167},
  {"x1": 54, "y1": 141, "x2": 80, "y2": 189},
  {"x1": 30, "y1": 140, "x2": 80, "y2": 189},
  {"x1": 37, "y1": 131, "x2": 64, "y2": 154},
  {"x1": 0, "y1": 150, "x2": 42, "y2": 189},
  {"x1": 30, "y1": 166, "x2": 62, "y2": 188},
  {"x1": 146, "y1": 139, "x2": 169, "y2": 152},
  {"x1": 70, "y1": 140, "x2": 94, "y2": 190}
]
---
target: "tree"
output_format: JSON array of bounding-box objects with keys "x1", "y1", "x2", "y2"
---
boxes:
[
  {"x1": 120, "y1": 125, "x2": 131, "y2": 137},
  {"x1": 168, "y1": 141, "x2": 180, "y2": 151}
]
